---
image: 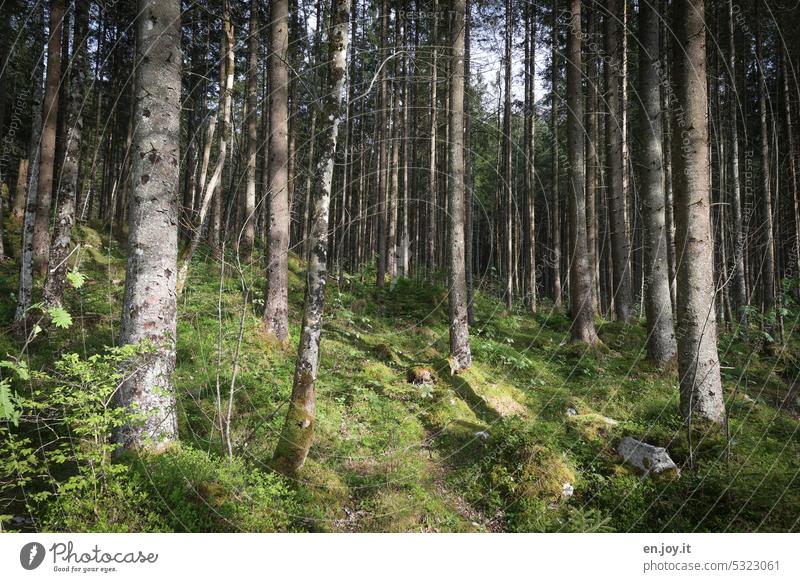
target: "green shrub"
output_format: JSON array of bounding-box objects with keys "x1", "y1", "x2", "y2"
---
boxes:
[{"x1": 138, "y1": 446, "x2": 299, "y2": 532}]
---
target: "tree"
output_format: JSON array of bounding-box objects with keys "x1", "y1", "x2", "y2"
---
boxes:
[
  {"x1": 31, "y1": 0, "x2": 66, "y2": 277},
  {"x1": 272, "y1": 0, "x2": 351, "y2": 477},
  {"x1": 241, "y1": 0, "x2": 259, "y2": 262},
  {"x1": 116, "y1": 0, "x2": 183, "y2": 449},
  {"x1": 264, "y1": 0, "x2": 291, "y2": 342},
  {"x1": 447, "y1": 0, "x2": 472, "y2": 372},
  {"x1": 13, "y1": 1, "x2": 46, "y2": 334},
  {"x1": 565, "y1": 0, "x2": 598, "y2": 345},
  {"x1": 177, "y1": 0, "x2": 234, "y2": 292},
  {"x1": 604, "y1": 0, "x2": 633, "y2": 323},
  {"x1": 426, "y1": 0, "x2": 439, "y2": 274},
  {"x1": 550, "y1": 0, "x2": 561, "y2": 310},
  {"x1": 43, "y1": 0, "x2": 90, "y2": 309},
  {"x1": 638, "y1": 0, "x2": 676, "y2": 366},
  {"x1": 727, "y1": 0, "x2": 748, "y2": 331},
  {"x1": 755, "y1": 2, "x2": 776, "y2": 330},
  {"x1": 671, "y1": 0, "x2": 726, "y2": 427}
]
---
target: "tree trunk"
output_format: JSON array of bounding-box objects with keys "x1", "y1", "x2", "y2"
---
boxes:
[
  {"x1": 638, "y1": 0, "x2": 676, "y2": 366},
  {"x1": 241, "y1": 0, "x2": 259, "y2": 262},
  {"x1": 585, "y1": 4, "x2": 598, "y2": 314},
  {"x1": 177, "y1": 1, "x2": 234, "y2": 292},
  {"x1": 755, "y1": 4, "x2": 776, "y2": 326},
  {"x1": 464, "y1": 0, "x2": 474, "y2": 321},
  {"x1": 446, "y1": 0, "x2": 472, "y2": 372},
  {"x1": 726, "y1": 0, "x2": 748, "y2": 330},
  {"x1": 376, "y1": 0, "x2": 389, "y2": 287},
  {"x1": 11, "y1": 158, "x2": 28, "y2": 222},
  {"x1": 264, "y1": 0, "x2": 291, "y2": 342},
  {"x1": 13, "y1": 2, "x2": 45, "y2": 334},
  {"x1": 604, "y1": 0, "x2": 633, "y2": 323},
  {"x1": 31, "y1": 0, "x2": 66, "y2": 277},
  {"x1": 272, "y1": 0, "x2": 351, "y2": 478},
  {"x1": 566, "y1": 0, "x2": 598, "y2": 345},
  {"x1": 43, "y1": 0, "x2": 89, "y2": 309},
  {"x1": 783, "y1": 45, "x2": 800, "y2": 298},
  {"x1": 671, "y1": 0, "x2": 726, "y2": 427},
  {"x1": 117, "y1": 0, "x2": 182, "y2": 450},
  {"x1": 551, "y1": 0, "x2": 561, "y2": 309},
  {"x1": 427, "y1": 0, "x2": 438, "y2": 275},
  {"x1": 502, "y1": 0, "x2": 513, "y2": 309}
]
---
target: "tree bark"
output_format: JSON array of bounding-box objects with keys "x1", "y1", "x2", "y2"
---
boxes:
[
  {"x1": 446, "y1": 0, "x2": 472, "y2": 372},
  {"x1": 502, "y1": 0, "x2": 513, "y2": 309},
  {"x1": 241, "y1": 0, "x2": 259, "y2": 262},
  {"x1": 604, "y1": 0, "x2": 634, "y2": 323},
  {"x1": 671, "y1": 0, "x2": 726, "y2": 427},
  {"x1": 264, "y1": 0, "x2": 291, "y2": 342},
  {"x1": 426, "y1": 0, "x2": 438, "y2": 274},
  {"x1": 585, "y1": 4, "x2": 598, "y2": 314},
  {"x1": 376, "y1": 0, "x2": 389, "y2": 287},
  {"x1": 43, "y1": 0, "x2": 90, "y2": 309},
  {"x1": 31, "y1": 0, "x2": 66, "y2": 277},
  {"x1": 551, "y1": 0, "x2": 561, "y2": 309},
  {"x1": 272, "y1": 0, "x2": 351, "y2": 477},
  {"x1": 13, "y1": 1, "x2": 45, "y2": 334},
  {"x1": 727, "y1": 0, "x2": 748, "y2": 330},
  {"x1": 638, "y1": 0, "x2": 676, "y2": 366},
  {"x1": 755, "y1": 3, "x2": 776, "y2": 325},
  {"x1": 117, "y1": 0, "x2": 182, "y2": 450},
  {"x1": 566, "y1": 0, "x2": 598, "y2": 344}
]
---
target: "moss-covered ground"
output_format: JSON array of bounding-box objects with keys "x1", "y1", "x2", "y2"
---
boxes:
[{"x1": 2, "y1": 225, "x2": 799, "y2": 532}]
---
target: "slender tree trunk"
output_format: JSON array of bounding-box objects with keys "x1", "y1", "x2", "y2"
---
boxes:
[
  {"x1": 376, "y1": 0, "x2": 389, "y2": 287},
  {"x1": 551, "y1": 0, "x2": 561, "y2": 309},
  {"x1": 386, "y1": 10, "x2": 401, "y2": 278},
  {"x1": 427, "y1": 0, "x2": 438, "y2": 274},
  {"x1": 755, "y1": 5, "x2": 775, "y2": 325},
  {"x1": 502, "y1": 0, "x2": 513, "y2": 309},
  {"x1": 264, "y1": 0, "x2": 291, "y2": 341},
  {"x1": 401, "y1": 3, "x2": 412, "y2": 278},
  {"x1": 464, "y1": 0, "x2": 474, "y2": 321},
  {"x1": 272, "y1": 0, "x2": 351, "y2": 477},
  {"x1": 566, "y1": 0, "x2": 598, "y2": 344},
  {"x1": 585, "y1": 4, "x2": 598, "y2": 314},
  {"x1": 638, "y1": 0, "x2": 676, "y2": 366},
  {"x1": 43, "y1": 0, "x2": 89, "y2": 309},
  {"x1": 672, "y1": 0, "x2": 726, "y2": 427},
  {"x1": 32, "y1": 0, "x2": 66, "y2": 277},
  {"x1": 782, "y1": 46, "x2": 800, "y2": 296},
  {"x1": 177, "y1": 1, "x2": 233, "y2": 292},
  {"x1": 12, "y1": 158, "x2": 29, "y2": 222},
  {"x1": 117, "y1": 0, "x2": 182, "y2": 450},
  {"x1": 241, "y1": 0, "x2": 259, "y2": 261},
  {"x1": 727, "y1": 0, "x2": 748, "y2": 330},
  {"x1": 13, "y1": 2, "x2": 45, "y2": 333},
  {"x1": 446, "y1": 0, "x2": 472, "y2": 372},
  {"x1": 604, "y1": 0, "x2": 633, "y2": 323}
]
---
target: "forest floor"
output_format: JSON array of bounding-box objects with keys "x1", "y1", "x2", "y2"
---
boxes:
[{"x1": 2, "y1": 224, "x2": 800, "y2": 532}]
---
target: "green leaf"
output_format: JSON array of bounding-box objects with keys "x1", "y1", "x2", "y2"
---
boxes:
[
  {"x1": 48, "y1": 307, "x2": 73, "y2": 329},
  {"x1": 0, "y1": 381, "x2": 20, "y2": 426},
  {"x1": 66, "y1": 270, "x2": 86, "y2": 289},
  {"x1": 0, "y1": 360, "x2": 30, "y2": 381}
]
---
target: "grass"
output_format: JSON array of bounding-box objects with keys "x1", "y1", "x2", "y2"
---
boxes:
[{"x1": 2, "y1": 224, "x2": 800, "y2": 532}]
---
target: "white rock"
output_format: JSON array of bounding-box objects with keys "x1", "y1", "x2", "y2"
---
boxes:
[
  {"x1": 617, "y1": 436, "x2": 680, "y2": 477},
  {"x1": 562, "y1": 483, "x2": 574, "y2": 497}
]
